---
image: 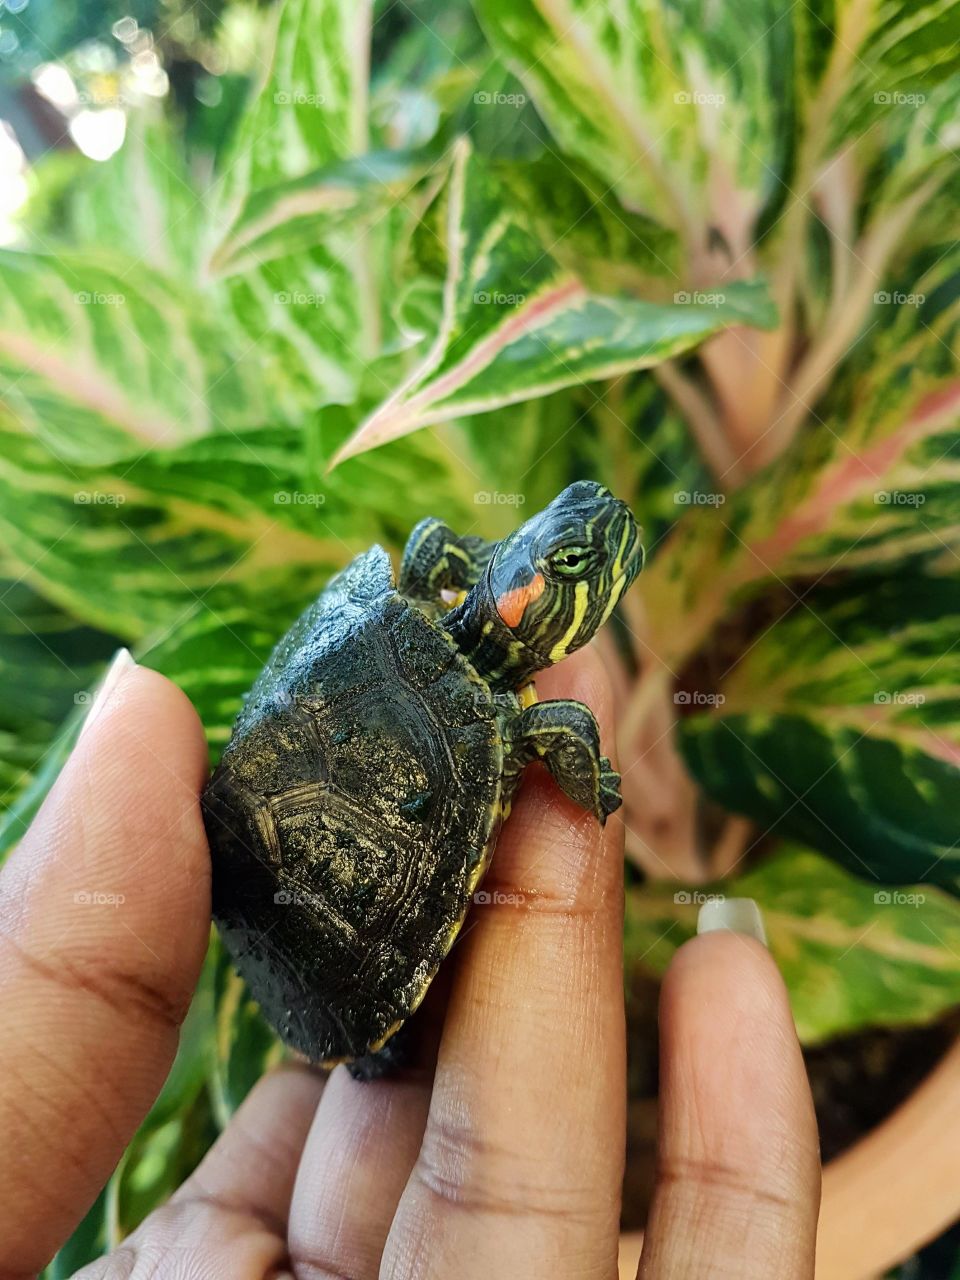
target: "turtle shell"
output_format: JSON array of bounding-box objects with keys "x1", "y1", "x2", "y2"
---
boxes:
[{"x1": 202, "y1": 546, "x2": 503, "y2": 1063}]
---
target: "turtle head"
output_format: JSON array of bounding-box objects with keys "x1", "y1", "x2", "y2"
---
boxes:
[{"x1": 487, "y1": 481, "x2": 643, "y2": 667}]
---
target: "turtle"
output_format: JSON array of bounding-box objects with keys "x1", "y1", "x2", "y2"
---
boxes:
[{"x1": 201, "y1": 480, "x2": 643, "y2": 1077}]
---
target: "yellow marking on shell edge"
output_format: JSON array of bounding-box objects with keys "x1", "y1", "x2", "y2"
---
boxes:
[
  {"x1": 518, "y1": 681, "x2": 538, "y2": 708},
  {"x1": 549, "y1": 579, "x2": 590, "y2": 661}
]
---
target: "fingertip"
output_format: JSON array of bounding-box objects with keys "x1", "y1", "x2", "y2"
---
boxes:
[
  {"x1": 640, "y1": 931, "x2": 821, "y2": 1278},
  {"x1": 660, "y1": 931, "x2": 811, "y2": 1094},
  {"x1": 74, "y1": 659, "x2": 210, "y2": 798}
]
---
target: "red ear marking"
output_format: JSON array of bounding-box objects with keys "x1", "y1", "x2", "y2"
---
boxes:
[{"x1": 496, "y1": 572, "x2": 545, "y2": 627}]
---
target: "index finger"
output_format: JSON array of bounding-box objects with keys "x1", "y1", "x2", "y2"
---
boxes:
[
  {"x1": 382, "y1": 645, "x2": 626, "y2": 1280},
  {"x1": 0, "y1": 655, "x2": 211, "y2": 1277}
]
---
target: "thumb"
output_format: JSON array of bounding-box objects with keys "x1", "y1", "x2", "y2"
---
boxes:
[{"x1": 0, "y1": 652, "x2": 211, "y2": 1279}]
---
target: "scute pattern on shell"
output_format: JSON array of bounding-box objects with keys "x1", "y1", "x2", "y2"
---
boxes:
[{"x1": 202, "y1": 547, "x2": 503, "y2": 1062}]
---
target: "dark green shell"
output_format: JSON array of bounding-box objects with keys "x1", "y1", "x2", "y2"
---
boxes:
[{"x1": 202, "y1": 547, "x2": 503, "y2": 1062}]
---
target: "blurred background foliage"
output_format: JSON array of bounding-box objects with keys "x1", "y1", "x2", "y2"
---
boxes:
[{"x1": 0, "y1": 0, "x2": 959, "y2": 1270}]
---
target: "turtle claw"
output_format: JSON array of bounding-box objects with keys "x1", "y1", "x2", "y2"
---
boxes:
[{"x1": 598, "y1": 756, "x2": 622, "y2": 823}]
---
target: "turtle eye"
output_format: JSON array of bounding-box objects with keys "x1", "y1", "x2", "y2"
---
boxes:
[{"x1": 548, "y1": 545, "x2": 595, "y2": 577}]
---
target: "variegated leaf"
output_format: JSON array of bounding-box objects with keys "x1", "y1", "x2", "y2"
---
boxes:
[
  {"x1": 624, "y1": 844, "x2": 960, "y2": 1043},
  {"x1": 473, "y1": 0, "x2": 787, "y2": 237},
  {"x1": 0, "y1": 573, "x2": 118, "y2": 825},
  {"x1": 640, "y1": 241, "x2": 960, "y2": 679},
  {"x1": 68, "y1": 112, "x2": 206, "y2": 276},
  {"x1": 679, "y1": 571, "x2": 960, "y2": 889},
  {"x1": 207, "y1": 0, "x2": 397, "y2": 407},
  {"x1": 0, "y1": 250, "x2": 271, "y2": 463},
  {"x1": 331, "y1": 143, "x2": 776, "y2": 466},
  {"x1": 219, "y1": 0, "x2": 372, "y2": 211}
]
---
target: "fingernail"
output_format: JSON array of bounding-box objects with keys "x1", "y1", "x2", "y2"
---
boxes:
[
  {"x1": 78, "y1": 649, "x2": 137, "y2": 743},
  {"x1": 697, "y1": 896, "x2": 768, "y2": 947}
]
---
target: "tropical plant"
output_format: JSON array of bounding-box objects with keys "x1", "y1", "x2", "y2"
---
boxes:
[{"x1": 2, "y1": 0, "x2": 960, "y2": 1267}]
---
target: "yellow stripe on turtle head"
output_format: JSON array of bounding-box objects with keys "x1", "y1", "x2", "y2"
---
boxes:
[
  {"x1": 611, "y1": 515, "x2": 632, "y2": 578},
  {"x1": 549, "y1": 579, "x2": 590, "y2": 662}
]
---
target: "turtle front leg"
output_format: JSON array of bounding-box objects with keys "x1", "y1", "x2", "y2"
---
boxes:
[
  {"x1": 399, "y1": 518, "x2": 495, "y2": 606},
  {"x1": 503, "y1": 700, "x2": 622, "y2": 824}
]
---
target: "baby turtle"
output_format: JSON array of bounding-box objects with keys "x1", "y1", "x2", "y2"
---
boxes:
[{"x1": 202, "y1": 481, "x2": 643, "y2": 1075}]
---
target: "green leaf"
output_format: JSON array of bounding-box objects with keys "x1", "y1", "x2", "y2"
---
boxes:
[
  {"x1": 332, "y1": 142, "x2": 777, "y2": 465},
  {"x1": 624, "y1": 845, "x2": 960, "y2": 1042},
  {"x1": 0, "y1": 250, "x2": 271, "y2": 463},
  {"x1": 679, "y1": 571, "x2": 960, "y2": 889},
  {"x1": 0, "y1": 574, "x2": 119, "y2": 809},
  {"x1": 474, "y1": 0, "x2": 789, "y2": 237},
  {"x1": 68, "y1": 111, "x2": 206, "y2": 275},
  {"x1": 207, "y1": 0, "x2": 393, "y2": 410},
  {"x1": 210, "y1": 148, "x2": 431, "y2": 275},
  {"x1": 219, "y1": 0, "x2": 373, "y2": 206},
  {"x1": 640, "y1": 240, "x2": 960, "y2": 679},
  {"x1": 815, "y1": 3, "x2": 960, "y2": 152}
]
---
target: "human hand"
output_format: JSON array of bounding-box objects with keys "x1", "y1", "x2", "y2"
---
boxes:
[{"x1": 0, "y1": 647, "x2": 820, "y2": 1279}]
